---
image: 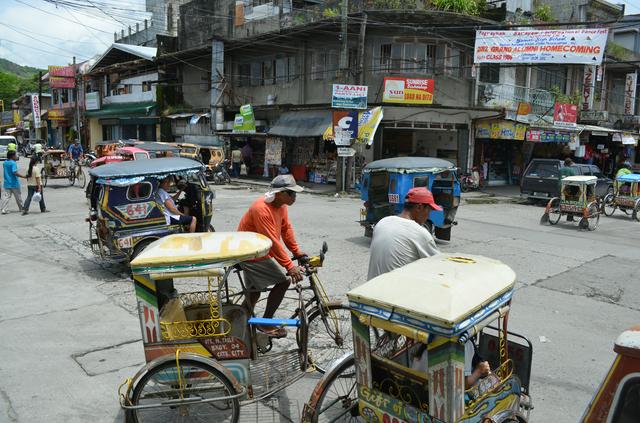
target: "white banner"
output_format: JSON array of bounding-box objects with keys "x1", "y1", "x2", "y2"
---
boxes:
[
  {"x1": 582, "y1": 66, "x2": 595, "y2": 111},
  {"x1": 31, "y1": 94, "x2": 41, "y2": 129},
  {"x1": 474, "y1": 29, "x2": 609, "y2": 64},
  {"x1": 624, "y1": 72, "x2": 637, "y2": 116}
]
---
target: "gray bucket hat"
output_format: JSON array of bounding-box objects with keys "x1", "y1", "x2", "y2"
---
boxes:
[{"x1": 270, "y1": 174, "x2": 304, "y2": 192}]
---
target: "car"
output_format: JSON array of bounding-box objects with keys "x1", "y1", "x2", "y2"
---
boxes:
[
  {"x1": 521, "y1": 159, "x2": 612, "y2": 201},
  {"x1": 0, "y1": 135, "x2": 18, "y2": 160}
]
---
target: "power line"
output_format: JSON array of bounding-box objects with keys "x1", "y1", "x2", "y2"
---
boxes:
[{"x1": 12, "y1": 0, "x2": 113, "y2": 34}]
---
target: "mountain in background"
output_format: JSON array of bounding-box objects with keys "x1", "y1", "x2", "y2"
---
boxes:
[
  {"x1": 0, "y1": 58, "x2": 43, "y2": 78},
  {"x1": 0, "y1": 58, "x2": 44, "y2": 108}
]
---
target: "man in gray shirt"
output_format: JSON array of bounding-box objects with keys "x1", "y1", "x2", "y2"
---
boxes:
[{"x1": 367, "y1": 187, "x2": 441, "y2": 280}]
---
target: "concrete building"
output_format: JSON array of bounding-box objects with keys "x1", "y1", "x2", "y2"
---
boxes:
[
  {"x1": 84, "y1": 44, "x2": 160, "y2": 148},
  {"x1": 115, "y1": 0, "x2": 192, "y2": 46}
]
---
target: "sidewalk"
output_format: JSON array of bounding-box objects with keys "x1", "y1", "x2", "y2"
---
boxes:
[
  {"x1": 229, "y1": 177, "x2": 340, "y2": 195},
  {"x1": 462, "y1": 185, "x2": 524, "y2": 204}
]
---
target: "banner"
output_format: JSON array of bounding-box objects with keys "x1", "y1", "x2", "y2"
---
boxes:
[
  {"x1": 30, "y1": 94, "x2": 41, "y2": 129},
  {"x1": 553, "y1": 103, "x2": 577, "y2": 129},
  {"x1": 85, "y1": 92, "x2": 100, "y2": 111},
  {"x1": 475, "y1": 120, "x2": 526, "y2": 140},
  {"x1": 49, "y1": 65, "x2": 75, "y2": 77},
  {"x1": 48, "y1": 109, "x2": 67, "y2": 121},
  {"x1": 624, "y1": 73, "x2": 637, "y2": 116},
  {"x1": 582, "y1": 66, "x2": 595, "y2": 111},
  {"x1": 49, "y1": 76, "x2": 75, "y2": 89},
  {"x1": 332, "y1": 110, "x2": 358, "y2": 145},
  {"x1": 382, "y1": 77, "x2": 434, "y2": 105},
  {"x1": 232, "y1": 104, "x2": 256, "y2": 134},
  {"x1": 526, "y1": 129, "x2": 573, "y2": 143},
  {"x1": 323, "y1": 106, "x2": 383, "y2": 146},
  {"x1": 474, "y1": 29, "x2": 608, "y2": 64},
  {"x1": 332, "y1": 84, "x2": 368, "y2": 109}
]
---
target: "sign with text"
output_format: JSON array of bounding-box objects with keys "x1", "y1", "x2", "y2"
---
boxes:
[
  {"x1": 232, "y1": 104, "x2": 256, "y2": 134},
  {"x1": 332, "y1": 84, "x2": 368, "y2": 109},
  {"x1": 30, "y1": 94, "x2": 41, "y2": 129},
  {"x1": 265, "y1": 137, "x2": 282, "y2": 165},
  {"x1": 49, "y1": 76, "x2": 75, "y2": 89},
  {"x1": 475, "y1": 120, "x2": 526, "y2": 140},
  {"x1": 474, "y1": 29, "x2": 608, "y2": 64},
  {"x1": 553, "y1": 103, "x2": 578, "y2": 129},
  {"x1": 337, "y1": 147, "x2": 356, "y2": 157},
  {"x1": 526, "y1": 129, "x2": 572, "y2": 143},
  {"x1": 582, "y1": 65, "x2": 595, "y2": 111},
  {"x1": 332, "y1": 110, "x2": 358, "y2": 143},
  {"x1": 48, "y1": 109, "x2": 67, "y2": 121},
  {"x1": 48, "y1": 65, "x2": 75, "y2": 77},
  {"x1": 382, "y1": 77, "x2": 434, "y2": 104},
  {"x1": 624, "y1": 72, "x2": 637, "y2": 116},
  {"x1": 580, "y1": 110, "x2": 608, "y2": 122},
  {"x1": 85, "y1": 92, "x2": 100, "y2": 110}
]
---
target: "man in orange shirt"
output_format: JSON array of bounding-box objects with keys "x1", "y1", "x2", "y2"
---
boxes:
[{"x1": 237, "y1": 174, "x2": 306, "y2": 337}]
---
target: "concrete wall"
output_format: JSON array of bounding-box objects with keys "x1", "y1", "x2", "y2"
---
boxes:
[
  {"x1": 88, "y1": 118, "x2": 102, "y2": 148},
  {"x1": 181, "y1": 58, "x2": 212, "y2": 110},
  {"x1": 103, "y1": 72, "x2": 158, "y2": 105},
  {"x1": 614, "y1": 31, "x2": 639, "y2": 53}
]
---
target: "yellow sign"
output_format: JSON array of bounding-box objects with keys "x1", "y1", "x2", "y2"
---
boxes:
[{"x1": 475, "y1": 120, "x2": 526, "y2": 140}]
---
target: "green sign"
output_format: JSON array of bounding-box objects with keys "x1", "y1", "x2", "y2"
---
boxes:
[{"x1": 232, "y1": 104, "x2": 256, "y2": 134}]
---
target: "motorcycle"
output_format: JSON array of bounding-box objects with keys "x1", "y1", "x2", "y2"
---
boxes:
[
  {"x1": 211, "y1": 159, "x2": 232, "y2": 185},
  {"x1": 82, "y1": 151, "x2": 97, "y2": 167},
  {"x1": 460, "y1": 167, "x2": 482, "y2": 192}
]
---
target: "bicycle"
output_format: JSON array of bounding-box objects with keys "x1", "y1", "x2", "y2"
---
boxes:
[
  {"x1": 68, "y1": 157, "x2": 86, "y2": 188},
  {"x1": 224, "y1": 242, "x2": 352, "y2": 374}
]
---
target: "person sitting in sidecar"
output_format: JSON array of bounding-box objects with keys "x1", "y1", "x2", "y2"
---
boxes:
[{"x1": 157, "y1": 176, "x2": 197, "y2": 233}]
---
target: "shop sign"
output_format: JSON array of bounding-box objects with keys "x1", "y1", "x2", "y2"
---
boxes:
[
  {"x1": 331, "y1": 84, "x2": 368, "y2": 109},
  {"x1": 553, "y1": 103, "x2": 577, "y2": 129},
  {"x1": 613, "y1": 133, "x2": 638, "y2": 145},
  {"x1": 580, "y1": 110, "x2": 608, "y2": 122},
  {"x1": 474, "y1": 28, "x2": 608, "y2": 64},
  {"x1": 0, "y1": 111, "x2": 13, "y2": 125},
  {"x1": 85, "y1": 92, "x2": 100, "y2": 111},
  {"x1": 582, "y1": 66, "x2": 595, "y2": 111},
  {"x1": 596, "y1": 144, "x2": 605, "y2": 150},
  {"x1": 49, "y1": 65, "x2": 75, "y2": 78},
  {"x1": 13, "y1": 110, "x2": 19, "y2": 124},
  {"x1": 624, "y1": 73, "x2": 637, "y2": 116},
  {"x1": 475, "y1": 120, "x2": 526, "y2": 140},
  {"x1": 526, "y1": 129, "x2": 572, "y2": 143},
  {"x1": 265, "y1": 138, "x2": 282, "y2": 165},
  {"x1": 382, "y1": 77, "x2": 434, "y2": 105},
  {"x1": 50, "y1": 76, "x2": 75, "y2": 89},
  {"x1": 48, "y1": 109, "x2": 67, "y2": 121},
  {"x1": 332, "y1": 110, "x2": 358, "y2": 144},
  {"x1": 30, "y1": 94, "x2": 41, "y2": 129},
  {"x1": 337, "y1": 147, "x2": 356, "y2": 157},
  {"x1": 232, "y1": 104, "x2": 256, "y2": 134},
  {"x1": 323, "y1": 106, "x2": 383, "y2": 146}
]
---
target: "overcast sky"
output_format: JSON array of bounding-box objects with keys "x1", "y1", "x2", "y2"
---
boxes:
[{"x1": 0, "y1": 0, "x2": 639, "y2": 70}]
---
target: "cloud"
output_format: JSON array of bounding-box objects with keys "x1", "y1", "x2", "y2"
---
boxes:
[{"x1": 0, "y1": 0, "x2": 149, "y2": 69}]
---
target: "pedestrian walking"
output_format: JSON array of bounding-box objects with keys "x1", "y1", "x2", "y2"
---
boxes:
[
  {"x1": 1, "y1": 150, "x2": 25, "y2": 214},
  {"x1": 22, "y1": 156, "x2": 47, "y2": 215},
  {"x1": 231, "y1": 148, "x2": 242, "y2": 177}
]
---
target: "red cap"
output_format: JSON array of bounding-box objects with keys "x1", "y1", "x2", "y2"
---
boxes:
[{"x1": 405, "y1": 187, "x2": 443, "y2": 211}]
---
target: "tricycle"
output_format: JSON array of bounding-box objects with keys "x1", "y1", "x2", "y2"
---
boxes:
[
  {"x1": 602, "y1": 173, "x2": 640, "y2": 221},
  {"x1": 303, "y1": 253, "x2": 533, "y2": 423},
  {"x1": 540, "y1": 175, "x2": 600, "y2": 230},
  {"x1": 87, "y1": 157, "x2": 215, "y2": 261},
  {"x1": 359, "y1": 157, "x2": 460, "y2": 240},
  {"x1": 41, "y1": 149, "x2": 85, "y2": 188},
  {"x1": 118, "y1": 231, "x2": 352, "y2": 421}
]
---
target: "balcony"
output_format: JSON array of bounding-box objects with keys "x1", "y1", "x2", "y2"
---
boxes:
[{"x1": 476, "y1": 82, "x2": 555, "y2": 116}]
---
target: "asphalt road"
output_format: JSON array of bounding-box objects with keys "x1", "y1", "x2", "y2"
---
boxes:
[{"x1": 1, "y1": 160, "x2": 639, "y2": 423}]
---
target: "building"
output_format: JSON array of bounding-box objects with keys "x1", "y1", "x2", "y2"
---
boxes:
[
  {"x1": 114, "y1": 0, "x2": 192, "y2": 46},
  {"x1": 84, "y1": 43, "x2": 160, "y2": 148},
  {"x1": 10, "y1": 93, "x2": 53, "y2": 145}
]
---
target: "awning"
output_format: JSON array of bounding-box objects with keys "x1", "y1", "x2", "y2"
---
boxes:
[
  {"x1": 268, "y1": 110, "x2": 331, "y2": 137},
  {"x1": 166, "y1": 112, "x2": 194, "y2": 119},
  {"x1": 85, "y1": 102, "x2": 156, "y2": 118}
]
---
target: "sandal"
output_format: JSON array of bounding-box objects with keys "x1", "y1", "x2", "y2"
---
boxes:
[{"x1": 257, "y1": 325, "x2": 287, "y2": 338}]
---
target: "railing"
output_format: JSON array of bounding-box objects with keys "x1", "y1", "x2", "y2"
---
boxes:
[{"x1": 477, "y1": 82, "x2": 556, "y2": 116}]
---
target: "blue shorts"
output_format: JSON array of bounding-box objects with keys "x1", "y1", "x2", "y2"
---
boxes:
[{"x1": 170, "y1": 215, "x2": 193, "y2": 225}]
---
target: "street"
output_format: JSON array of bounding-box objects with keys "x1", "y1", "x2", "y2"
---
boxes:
[{"x1": 1, "y1": 163, "x2": 640, "y2": 423}]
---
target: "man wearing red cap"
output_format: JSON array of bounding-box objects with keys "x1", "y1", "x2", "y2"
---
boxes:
[{"x1": 367, "y1": 187, "x2": 441, "y2": 280}]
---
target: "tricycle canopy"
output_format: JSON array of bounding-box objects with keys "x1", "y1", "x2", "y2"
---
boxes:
[
  {"x1": 616, "y1": 173, "x2": 640, "y2": 183},
  {"x1": 130, "y1": 231, "x2": 272, "y2": 274},
  {"x1": 561, "y1": 175, "x2": 597, "y2": 185},
  {"x1": 347, "y1": 253, "x2": 515, "y2": 337},
  {"x1": 363, "y1": 157, "x2": 455, "y2": 173},
  {"x1": 89, "y1": 157, "x2": 204, "y2": 186}
]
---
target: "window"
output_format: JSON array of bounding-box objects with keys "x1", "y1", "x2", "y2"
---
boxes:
[
  {"x1": 610, "y1": 375, "x2": 640, "y2": 422},
  {"x1": 537, "y1": 66, "x2": 567, "y2": 92},
  {"x1": 275, "y1": 57, "x2": 287, "y2": 84},
  {"x1": 326, "y1": 50, "x2": 339, "y2": 79},
  {"x1": 250, "y1": 62, "x2": 262, "y2": 86},
  {"x1": 127, "y1": 182, "x2": 153, "y2": 201},
  {"x1": 142, "y1": 81, "x2": 152, "y2": 92},
  {"x1": 263, "y1": 59, "x2": 274, "y2": 86},
  {"x1": 61, "y1": 89, "x2": 69, "y2": 103},
  {"x1": 378, "y1": 43, "x2": 391, "y2": 73},
  {"x1": 238, "y1": 63, "x2": 251, "y2": 87},
  {"x1": 134, "y1": 152, "x2": 148, "y2": 160},
  {"x1": 479, "y1": 63, "x2": 500, "y2": 83},
  {"x1": 288, "y1": 56, "x2": 297, "y2": 82},
  {"x1": 413, "y1": 176, "x2": 429, "y2": 187},
  {"x1": 449, "y1": 47, "x2": 461, "y2": 78},
  {"x1": 311, "y1": 51, "x2": 326, "y2": 80}
]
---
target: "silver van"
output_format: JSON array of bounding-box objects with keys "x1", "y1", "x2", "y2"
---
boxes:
[{"x1": 0, "y1": 135, "x2": 17, "y2": 160}]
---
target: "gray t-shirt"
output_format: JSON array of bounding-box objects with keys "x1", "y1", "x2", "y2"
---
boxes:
[{"x1": 367, "y1": 215, "x2": 440, "y2": 280}]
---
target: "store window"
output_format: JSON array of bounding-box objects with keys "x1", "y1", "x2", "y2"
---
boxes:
[
  {"x1": 536, "y1": 66, "x2": 567, "y2": 92},
  {"x1": 479, "y1": 63, "x2": 500, "y2": 83}
]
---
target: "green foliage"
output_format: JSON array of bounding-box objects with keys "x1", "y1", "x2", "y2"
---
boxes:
[
  {"x1": 0, "y1": 71, "x2": 39, "y2": 110},
  {"x1": 293, "y1": 12, "x2": 307, "y2": 25},
  {"x1": 371, "y1": 0, "x2": 417, "y2": 10},
  {"x1": 606, "y1": 41, "x2": 631, "y2": 60},
  {"x1": 0, "y1": 58, "x2": 42, "y2": 78},
  {"x1": 549, "y1": 85, "x2": 580, "y2": 105},
  {"x1": 430, "y1": 0, "x2": 483, "y2": 16},
  {"x1": 322, "y1": 7, "x2": 340, "y2": 17},
  {"x1": 533, "y1": 4, "x2": 553, "y2": 22}
]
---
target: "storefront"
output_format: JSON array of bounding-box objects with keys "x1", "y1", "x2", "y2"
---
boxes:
[
  {"x1": 474, "y1": 119, "x2": 528, "y2": 186},
  {"x1": 85, "y1": 102, "x2": 158, "y2": 148}
]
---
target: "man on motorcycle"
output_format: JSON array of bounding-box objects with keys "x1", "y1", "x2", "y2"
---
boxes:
[{"x1": 237, "y1": 174, "x2": 306, "y2": 338}]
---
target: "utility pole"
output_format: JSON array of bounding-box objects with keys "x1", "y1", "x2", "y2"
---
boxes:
[
  {"x1": 73, "y1": 56, "x2": 82, "y2": 148},
  {"x1": 337, "y1": 0, "x2": 349, "y2": 193}
]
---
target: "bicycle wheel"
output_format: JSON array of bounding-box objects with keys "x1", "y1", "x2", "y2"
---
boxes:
[
  {"x1": 76, "y1": 169, "x2": 86, "y2": 188},
  {"x1": 41, "y1": 169, "x2": 48, "y2": 188},
  {"x1": 68, "y1": 169, "x2": 76, "y2": 186},
  {"x1": 547, "y1": 198, "x2": 562, "y2": 225},
  {"x1": 130, "y1": 359, "x2": 240, "y2": 423},
  {"x1": 307, "y1": 304, "x2": 353, "y2": 374},
  {"x1": 586, "y1": 202, "x2": 600, "y2": 231},
  {"x1": 310, "y1": 354, "x2": 361, "y2": 423},
  {"x1": 602, "y1": 193, "x2": 616, "y2": 216}
]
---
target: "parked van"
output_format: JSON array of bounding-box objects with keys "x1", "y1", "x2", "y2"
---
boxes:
[{"x1": 0, "y1": 135, "x2": 18, "y2": 160}]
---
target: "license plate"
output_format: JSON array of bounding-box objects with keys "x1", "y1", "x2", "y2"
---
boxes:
[{"x1": 118, "y1": 236, "x2": 133, "y2": 249}]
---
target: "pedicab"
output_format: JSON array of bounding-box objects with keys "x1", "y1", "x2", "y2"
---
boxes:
[
  {"x1": 41, "y1": 149, "x2": 85, "y2": 187},
  {"x1": 87, "y1": 158, "x2": 215, "y2": 262},
  {"x1": 118, "y1": 231, "x2": 353, "y2": 422},
  {"x1": 303, "y1": 253, "x2": 534, "y2": 423},
  {"x1": 94, "y1": 140, "x2": 123, "y2": 158},
  {"x1": 359, "y1": 157, "x2": 460, "y2": 240},
  {"x1": 602, "y1": 173, "x2": 640, "y2": 221},
  {"x1": 540, "y1": 175, "x2": 600, "y2": 230},
  {"x1": 581, "y1": 324, "x2": 640, "y2": 422}
]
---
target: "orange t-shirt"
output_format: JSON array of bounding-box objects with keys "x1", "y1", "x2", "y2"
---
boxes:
[{"x1": 237, "y1": 197, "x2": 302, "y2": 270}]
